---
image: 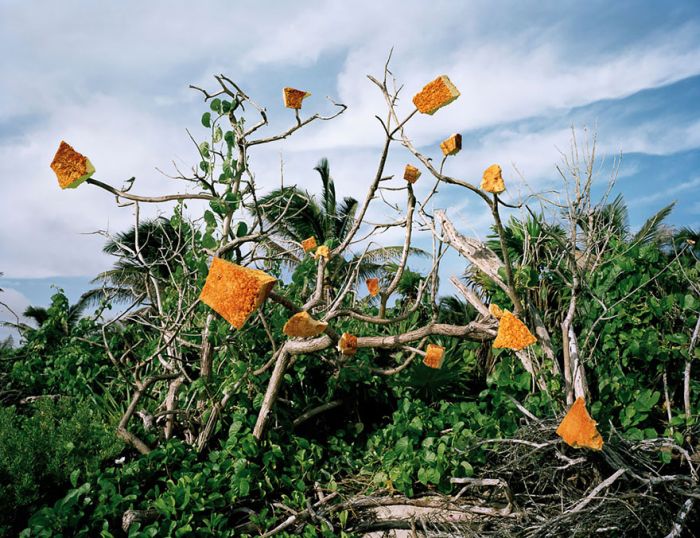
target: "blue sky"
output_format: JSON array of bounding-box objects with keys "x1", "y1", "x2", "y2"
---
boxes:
[{"x1": 2, "y1": 0, "x2": 700, "y2": 337}]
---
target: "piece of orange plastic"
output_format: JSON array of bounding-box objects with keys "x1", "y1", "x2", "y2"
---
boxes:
[
  {"x1": 492, "y1": 311, "x2": 537, "y2": 350},
  {"x1": 440, "y1": 133, "x2": 462, "y2": 156},
  {"x1": 423, "y1": 344, "x2": 445, "y2": 369},
  {"x1": 489, "y1": 303, "x2": 504, "y2": 320},
  {"x1": 366, "y1": 278, "x2": 379, "y2": 297},
  {"x1": 301, "y1": 237, "x2": 317, "y2": 253},
  {"x1": 50, "y1": 141, "x2": 95, "y2": 189},
  {"x1": 556, "y1": 397, "x2": 604, "y2": 450},
  {"x1": 404, "y1": 164, "x2": 421, "y2": 184},
  {"x1": 283, "y1": 311, "x2": 328, "y2": 338},
  {"x1": 199, "y1": 257, "x2": 277, "y2": 329},
  {"x1": 481, "y1": 164, "x2": 505, "y2": 194},
  {"x1": 412, "y1": 75, "x2": 460, "y2": 115},
  {"x1": 314, "y1": 245, "x2": 330, "y2": 260},
  {"x1": 337, "y1": 332, "x2": 358, "y2": 356},
  {"x1": 283, "y1": 87, "x2": 311, "y2": 109}
]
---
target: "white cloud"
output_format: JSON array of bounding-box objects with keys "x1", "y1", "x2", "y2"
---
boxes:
[
  {"x1": 629, "y1": 176, "x2": 700, "y2": 207},
  {"x1": 0, "y1": 94, "x2": 197, "y2": 277},
  {"x1": 2, "y1": 1, "x2": 700, "y2": 279}
]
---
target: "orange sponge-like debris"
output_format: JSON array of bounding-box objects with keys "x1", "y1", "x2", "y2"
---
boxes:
[
  {"x1": 404, "y1": 164, "x2": 421, "y2": 184},
  {"x1": 283, "y1": 87, "x2": 311, "y2": 109},
  {"x1": 440, "y1": 133, "x2": 462, "y2": 156},
  {"x1": 423, "y1": 344, "x2": 445, "y2": 369},
  {"x1": 199, "y1": 257, "x2": 277, "y2": 329},
  {"x1": 481, "y1": 164, "x2": 506, "y2": 194},
  {"x1": 301, "y1": 237, "x2": 317, "y2": 253},
  {"x1": 412, "y1": 75, "x2": 460, "y2": 115},
  {"x1": 493, "y1": 311, "x2": 537, "y2": 350},
  {"x1": 556, "y1": 397, "x2": 604, "y2": 450},
  {"x1": 283, "y1": 311, "x2": 328, "y2": 338},
  {"x1": 314, "y1": 245, "x2": 330, "y2": 260},
  {"x1": 337, "y1": 332, "x2": 358, "y2": 356},
  {"x1": 50, "y1": 141, "x2": 95, "y2": 189},
  {"x1": 366, "y1": 278, "x2": 379, "y2": 297},
  {"x1": 489, "y1": 303, "x2": 504, "y2": 320}
]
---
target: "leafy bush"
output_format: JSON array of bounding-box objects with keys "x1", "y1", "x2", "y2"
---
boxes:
[{"x1": 0, "y1": 398, "x2": 122, "y2": 535}]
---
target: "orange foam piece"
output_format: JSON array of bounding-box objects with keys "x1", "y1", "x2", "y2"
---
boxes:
[
  {"x1": 423, "y1": 344, "x2": 445, "y2": 369},
  {"x1": 283, "y1": 311, "x2": 328, "y2": 338},
  {"x1": 556, "y1": 398, "x2": 604, "y2": 450},
  {"x1": 412, "y1": 75, "x2": 460, "y2": 115},
  {"x1": 199, "y1": 257, "x2": 277, "y2": 329},
  {"x1": 492, "y1": 311, "x2": 537, "y2": 350}
]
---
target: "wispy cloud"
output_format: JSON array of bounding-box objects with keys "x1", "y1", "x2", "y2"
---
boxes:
[
  {"x1": 628, "y1": 176, "x2": 700, "y2": 207},
  {"x1": 2, "y1": 1, "x2": 700, "y2": 280}
]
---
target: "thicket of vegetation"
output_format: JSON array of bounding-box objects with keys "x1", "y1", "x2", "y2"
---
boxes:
[{"x1": 1, "y1": 62, "x2": 699, "y2": 537}]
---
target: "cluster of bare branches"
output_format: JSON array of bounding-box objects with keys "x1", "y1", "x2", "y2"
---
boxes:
[
  {"x1": 224, "y1": 412, "x2": 698, "y2": 537},
  {"x1": 82, "y1": 53, "x2": 698, "y2": 468},
  {"x1": 85, "y1": 63, "x2": 505, "y2": 457}
]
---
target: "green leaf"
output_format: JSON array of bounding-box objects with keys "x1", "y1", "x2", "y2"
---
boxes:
[
  {"x1": 210, "y1": 98, "x2": 222, "y2": 113},
  {"x1": 224, "y1": 191, "x2": 241, "y2": 212},
  {"x1": 660, "y1": 450, "x2": 672, "y2": 464},
  {"x1": 70, "y1": 469, "x2": 81, "y2": 488},
  {"x1": 213, "y1": 126, "x2": 223, "y2": 144},
  {"x1": 409, "y1": 416, "x2": 423, "y2": 434},
  {"x1": 209, "y1": 199, "x2": 227, "y2": 217},
  {"x1": 201, "y1": 112, "x2": 211, "y2": 128},
  {"x1": 202, "y1": 233, "x2": 217, "y2": 249},
  {"x1": 203, "y1": 210, "x2": 217, "y2": 230},
  {"x1": 395, "y1": 436, "x2": 410, "y2": 453},
  {"x1": 460, "y1": 461, "x2": 474, "y2": 476},
  {"x1": 683, "y1": 294, "x2": 697, "y2": 310}
]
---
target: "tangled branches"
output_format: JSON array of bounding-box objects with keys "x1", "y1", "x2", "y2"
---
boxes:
[{"x1": 246, "y1": 420, "x2": 699, "y2": 537}]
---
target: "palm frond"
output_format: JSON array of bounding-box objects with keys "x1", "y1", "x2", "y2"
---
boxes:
[
  {"x1": 78, "y1": 286, "x2": 139, "y2": 309},
  {"x1": 336, "y1": 196, "x2": 359, "y2": 241},
  {"x1": 357, "y1": 246, "x2": 430, "y2": 265},
  {"x1": 22, "y1": 306, "x2": 48, "y2": 327},
  {"x1": 632, "y1": 202, "x2": 675, "y2": 245},
  {"x1": 595, "y1": 194, "x2": 629, "y2": 238},
  {"x1": 257, "y1": 186, "x2": 325, "y2": 242},
  {"x1": 315, "y1": 158, "x2": 337, "y2": 239}
]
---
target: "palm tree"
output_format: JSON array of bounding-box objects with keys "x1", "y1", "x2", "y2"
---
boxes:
[
  {"x1": 82, "y1": 217, "x2": 189, "y2": 309},
  {"x1": 255, "y1": 158, "x2": 428, "y2": 283},
  {"x1": 21, "y1": 299, "x2": 89, "y2": 334},
  {"x1": 0, "y1": 291, "x2": 94, "y2": 340}
]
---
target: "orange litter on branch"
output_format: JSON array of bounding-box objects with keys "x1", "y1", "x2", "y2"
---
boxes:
[
  {"x1": 337, "y1": 332, "x2": 358, "y2": 356},
  {"x1": 492, "y1": 311, "x2": 537, "y2": 350},
  {"x1": 313, "y1": 245, "x2": 330, "y2": 260},
  {"x1": 283, "y1": 311, "x2": 328, "y2": 338},
  {"x1": 199, "y1": 257, "x2": 277, "y2": 329},
  {"x1": 440, "y1": 133, "x2": 462, "y2": 156},
  {"x1": 283, "y1": 87, "x2": 311, "y2": 109},
  {"x1": 366, "y1": 278, "x2": 379, "y2": 297},
  {"x1": 404, "y1": 164, "x2": 421, "y2": 184},
  {"x1": 412, "y1": 75, "x2": 460, "y2": 115},
  {"x1": 489, "y1": 303, "x2": 504, "y2": 320},
  {"x1": 50, "y1": 141, "x2": 95, "y2": 189},
  {"x1": 301, "y1": 237, "x2": 317, "y2": 253},
  {"x1": 481, "y1": 164, "x2": 506, "y2": 194},
  {"x1": 556, "y1": 397, "x2": 604, "y2": 450},
  {"x1": 423, "y1": 344, "x2": 445, "y2": 369}
]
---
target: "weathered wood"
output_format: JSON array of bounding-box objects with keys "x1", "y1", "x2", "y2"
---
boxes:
[{"x1": 122, "y1": 509, "x2": 159, "y2": 532}]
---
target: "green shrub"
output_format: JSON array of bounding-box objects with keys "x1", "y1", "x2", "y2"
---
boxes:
[{"x1": 0, "y1": 398, "x2": 122, "y2": 535}]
